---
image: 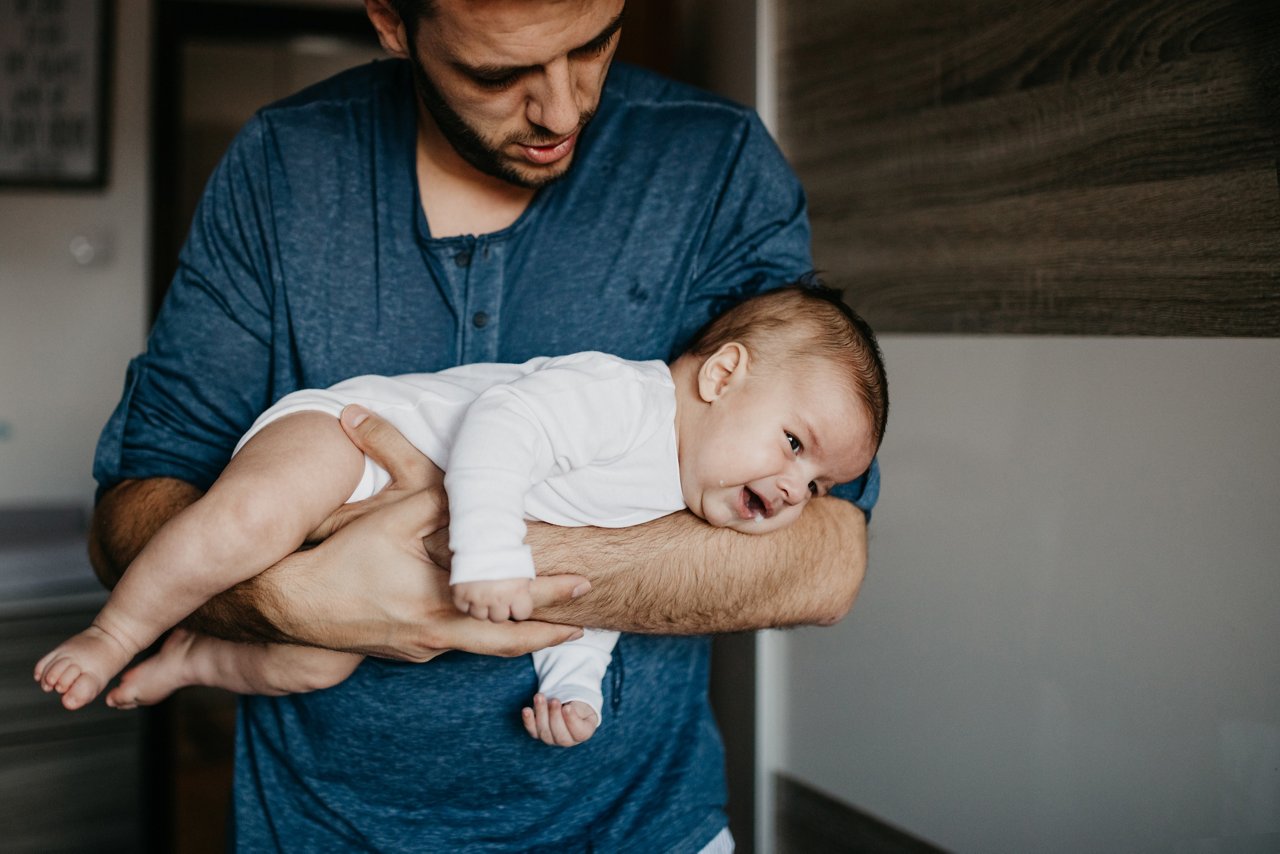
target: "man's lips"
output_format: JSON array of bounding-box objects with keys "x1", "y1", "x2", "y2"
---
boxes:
[{"x1": 518, "y1": 132, "x2": 577, "y2": 165}]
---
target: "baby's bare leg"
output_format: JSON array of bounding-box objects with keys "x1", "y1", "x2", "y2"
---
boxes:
[
  {"x1": 35, "y1": 412, "x2": 364, "y2": 710},
  {"x1": 105, "y1": 629, "x2": 363, "y2": 709}
]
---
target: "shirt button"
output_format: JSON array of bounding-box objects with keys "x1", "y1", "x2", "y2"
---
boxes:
[
  {"x1": 454, "y1": 251, "x2": 472, "y2": 267},
  {"x1": 472, "y1": 311, "x2": 489, "y2": 328}
]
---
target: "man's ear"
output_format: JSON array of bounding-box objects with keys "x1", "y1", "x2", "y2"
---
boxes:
[
  {"x1": 697, "y1": 343, "x2": 749, "y2": 403},
  {"x1": 366, "y1": 0, "x2": 412, "y2": 58}
]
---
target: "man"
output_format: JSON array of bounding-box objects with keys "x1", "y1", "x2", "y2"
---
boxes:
[{"x1": 90, "y1": 0, "x2": 879, "y2": 849}]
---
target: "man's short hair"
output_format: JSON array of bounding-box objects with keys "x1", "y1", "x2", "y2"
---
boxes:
[
  {"x1": 685, "y1": 281, "x2": 889, "y2": 450},
  {"x1": 389, "y1": 0, "x2": 436, "y2": 28}
]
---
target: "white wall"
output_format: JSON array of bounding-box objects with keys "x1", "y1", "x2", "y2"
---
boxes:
[
  {"x1": 0, "y1": 2, "x2": 152, "y2": 508},
  {"x1": 782, "y1": 336, "x2": 1280, "y2": 852}
]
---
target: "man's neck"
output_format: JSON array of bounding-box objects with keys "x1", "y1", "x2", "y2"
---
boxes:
[{"x1": 416, "y1": 106, "x2": 536, "y2": 239}]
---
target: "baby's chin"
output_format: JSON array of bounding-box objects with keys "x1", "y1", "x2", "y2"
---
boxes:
[{"x1": 726, "y1": 514, "x2": 792, "y2": 535}]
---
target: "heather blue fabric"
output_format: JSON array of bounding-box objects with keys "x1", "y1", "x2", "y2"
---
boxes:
[{"x1": 94, "y1": 60, "x2": 880, "y2": 852}]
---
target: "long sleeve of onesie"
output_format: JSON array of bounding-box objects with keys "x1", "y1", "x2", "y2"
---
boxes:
[
  {"x1": 443, "y1": 354, "x2": 681, "y2": 582},
  {"x1": 443, "y1": 353, "x2": 684, "y2": 720}
]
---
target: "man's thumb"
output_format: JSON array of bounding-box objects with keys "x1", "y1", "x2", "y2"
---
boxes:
[{"x1": 530, "y1": 574, "x2": 591, "y2": 608}]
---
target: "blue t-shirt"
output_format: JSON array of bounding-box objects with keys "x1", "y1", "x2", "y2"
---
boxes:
[{"x1": 94, "y1": 60, "x2": 880, "y2": 852}]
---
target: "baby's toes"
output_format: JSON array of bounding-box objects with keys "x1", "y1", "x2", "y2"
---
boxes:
[
  {"x1": 34, "y1": 649, "x2": 61, "y2": 682},
  {"x1": 40, "y1": 657, "x2": 72, "y2": 692},
  {"x1": 53, "y1": 662, "x2": 83, "y2": 694},
  {"x1": 105, "y1": 682, "x2": 138, "y2": 710},
  {"x1": 62, "y1": 672, "x2": 103, "y2": 710}
]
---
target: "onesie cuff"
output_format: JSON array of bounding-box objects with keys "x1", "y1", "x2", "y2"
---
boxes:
[{"x1": 449, "y1": 546, "x2": 536, "y2": 584}]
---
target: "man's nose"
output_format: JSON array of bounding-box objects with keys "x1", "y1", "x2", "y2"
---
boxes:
[{"x1": 527, "y1": 57, "x2": 580, "y2": 136}]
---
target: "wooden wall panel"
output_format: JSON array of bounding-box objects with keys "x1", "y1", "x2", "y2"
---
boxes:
[{"x1": 778, "y1": 0, "x2": 1280, "y2": 335}]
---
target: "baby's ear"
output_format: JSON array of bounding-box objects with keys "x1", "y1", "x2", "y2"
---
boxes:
[{"x1": 697, "y1": 343, "x2": 749, "y2": 403}]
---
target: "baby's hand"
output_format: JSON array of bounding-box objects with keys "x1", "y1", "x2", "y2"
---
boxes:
[
  {"x1": 452, "y1": 578, "x2": 534, "y2": 622},
  {"x1": 522, "y1": 693, "x2": 600, "y2": 747}
]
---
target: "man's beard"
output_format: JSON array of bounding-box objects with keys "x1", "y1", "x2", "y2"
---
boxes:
[{"x1": 406, "y1": 49, "x2": 594, "y2": 191}]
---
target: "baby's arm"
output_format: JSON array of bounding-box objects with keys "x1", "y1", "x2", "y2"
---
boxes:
[
  {"x1": 36, "y1": 411, "x2": 365, "y2": 709},
  {"x1": 445, "y1": 358, "x2": 654, "y2": 622},
  {"x1": 522, "y1": 628, "x2": 617, "y2": 746},
  {"x1": 443, "y1": 386, "x2": 550, "y2": 622}
]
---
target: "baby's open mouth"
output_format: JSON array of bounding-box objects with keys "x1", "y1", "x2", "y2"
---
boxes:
[{"x1": 742, "y1": 487, "x2": 769, "y2": 520}]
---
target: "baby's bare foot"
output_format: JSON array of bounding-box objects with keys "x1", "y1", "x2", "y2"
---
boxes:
[
  {"x1": 521, "y1": 693, "x2": 600, "y2": 747},
  {"x1": 34, "y1": 624, "x2": 135, "y2": 710},
  {"x1": 106, "y1": 629, "x2": 199, "y2": 710}
]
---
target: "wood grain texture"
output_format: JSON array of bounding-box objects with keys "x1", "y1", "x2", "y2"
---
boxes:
[{"x1": 778, "y1": 0, "x2": 1280, "y2": 335}]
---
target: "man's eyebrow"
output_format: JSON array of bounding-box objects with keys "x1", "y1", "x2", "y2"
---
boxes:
[{"x1": 454, "y1": 10, "x2": 625, "y2": 79}]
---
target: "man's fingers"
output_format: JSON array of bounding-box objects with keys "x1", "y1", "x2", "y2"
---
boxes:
[
  {"x1": 308, "y1": 409, "x2": 446, "y2": 541},
  {"x1": 529, "y1": 575, "x2": 590, "y2": 609},
  {"x1": 339, "y1": 405, "x2": 442, "y2": 488},
  {"x1": 376, "y1": 488, "x2": 448, "y2": 539},
  {"x1": 464, "y1": 621, "x2": 583, "y2": 658}
]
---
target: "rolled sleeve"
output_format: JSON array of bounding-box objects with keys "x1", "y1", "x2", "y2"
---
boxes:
[{"x1": 94, "y1": 117, "x2": 279, "y2": 496}]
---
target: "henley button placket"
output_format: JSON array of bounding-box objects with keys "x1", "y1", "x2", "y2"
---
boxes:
[{"x1": 460, "y1": 238, "x2": 502, "y2": 364}]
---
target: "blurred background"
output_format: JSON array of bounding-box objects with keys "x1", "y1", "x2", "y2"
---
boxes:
[{"x1": 2, "y1": 1, "x2": 1278, "y2": 852}]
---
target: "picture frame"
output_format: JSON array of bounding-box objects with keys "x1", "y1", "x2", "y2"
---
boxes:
[{"x1": 0, "y1": 0, "x2": 112, "y2": 189}]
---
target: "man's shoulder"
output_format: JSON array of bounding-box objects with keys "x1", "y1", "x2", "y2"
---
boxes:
[
  {"x1": 585, "y1": 63, "x2": 780, "y2": 187},
  {"x1": 218, "y1": 60, "x2": 411, "y2": 187},
  {"x1": 601, "y1": 62, "x2": 758, "y2": 129},
  {"x1": 248, "y1": 59, "x2": 408, "y2": 138}
]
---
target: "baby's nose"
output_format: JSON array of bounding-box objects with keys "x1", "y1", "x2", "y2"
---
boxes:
[{"x1": 778, "y1": 476, "x2": 806, "y2": 505}]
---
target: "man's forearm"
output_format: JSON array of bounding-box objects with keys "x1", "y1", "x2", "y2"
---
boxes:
[
  {"x1": 526, "y1": 496, "x2": 867, "y2": 633},
  {"x1": 89, "y1": 478, "x2": 202, "y2": 585},
  {"x1": 90, "y1": 478, "x2": 294, "y2": 644}
]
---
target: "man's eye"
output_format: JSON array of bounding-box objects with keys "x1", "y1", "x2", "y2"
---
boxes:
[
  {"x1": 573, "y1": 30, "x2": 618, "y2": 59},
  {"x1": 473, "y1": 73, "x2": 518, "y2": 90},
  {"x1": 809, "y1": 481, "x2": 819, "y2": 496},
  {"x1": 785, "y1": 432, "x2": 801, "y2": 454}
]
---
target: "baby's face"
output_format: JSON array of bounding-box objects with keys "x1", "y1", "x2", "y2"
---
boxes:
[{"x1": 680, "y1": 362, "x2": 876, "y2": 534}]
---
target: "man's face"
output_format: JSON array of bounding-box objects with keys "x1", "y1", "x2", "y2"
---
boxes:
[
  {"x1": 679, "y1": 357, "x2": 877, "y2": 535},
  {"x1": 404, "y1": 0, "x2": 624, "y2": 189}
]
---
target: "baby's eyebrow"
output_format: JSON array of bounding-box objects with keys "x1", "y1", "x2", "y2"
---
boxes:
[{"x1": 798, "y1": 416, "x2": 823, "y2": 457}]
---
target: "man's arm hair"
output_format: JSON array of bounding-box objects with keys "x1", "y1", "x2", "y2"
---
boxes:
[
  {"x1": 89, "y1": 478, "x2": 200, "y2": 586},
  {"x1": 89, "y1": 477, "x2": 294, "y2": 644},
  {"x1": 520, "y1": 496, "x2": 866, "y2": 633}
]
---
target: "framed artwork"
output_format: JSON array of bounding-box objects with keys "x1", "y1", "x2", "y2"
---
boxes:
[{"x1": 0, "y1": 0, "x2": 111, "y2": 188}]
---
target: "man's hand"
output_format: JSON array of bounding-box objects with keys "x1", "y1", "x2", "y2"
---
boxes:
[
  {"x1": 239, "y1": 404, "x2": 587, "y2": 660},
  {"x1": 305, "y1": 405, "x2": 449, "y2": 542},
  {"x1": 261, "y1": 491, "x2": 584, "y2": 661},
  {"x1": 94, "y1": 406, "x2": 590, "y2": 661}
]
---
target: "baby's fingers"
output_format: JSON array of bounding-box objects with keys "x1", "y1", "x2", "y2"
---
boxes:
[
  {"x1": 563, "y1": 702, "x2": 599, "y2": 743},
  {"x1": 531, "y1": 693, "x2": 555, "y2": 744},
  {"x1": 546, "y1": 699, "x2": 577, "y2": 747},
  {"x1": 521, "y1": 705, "x2": 539, "y2": 740}
]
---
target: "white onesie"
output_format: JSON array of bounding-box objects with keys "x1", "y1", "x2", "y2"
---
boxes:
[{"x1": 236, "y1": 351, "x2": 686, "y2": 720}]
